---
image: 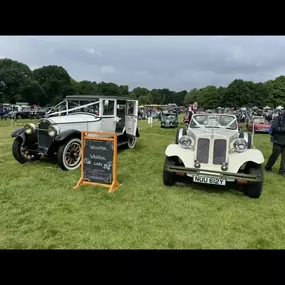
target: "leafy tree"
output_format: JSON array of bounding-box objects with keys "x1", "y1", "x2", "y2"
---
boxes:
[
  {"x1": 0, "y1": 67, "x2": 31, "y2": 103},
  {"x1": 149, "y1": 89, "x2": 162, "y2": 104},
  {"x1": 225, "y1": 79, "x2": 252, "y2": 108},
  {"x1": 175, "y1": 90, "x2": 187, "y2": 106},
  {"x1": 184, "y1": 88, "x2": 200, "y2": 105},
  {"x1": 138, "y1": 93, "x2": 154, "y2": 105},
  {"x1": 97, "y1": 82, "x2": 121, "y2": 96},
  {"x1": 0, "y1": 58, "x2": 32, "y2": 77},
  {"x1": 3, "y1": 57, "x2": 285, "y2": 109},
  {"x1": 265, "y1": 76, "x2": 285, "y2": 107},
  {"x1": 130, "y1": 87, "x2": 150, "y2": 100},
  {"x1": 75, "y1": 80, "x2": 99, "y2": 95},
  {"x1": 118, "y1": 85, "x2": 129, "y2": 96},
  {"x1": 33, "y1": 65, "x2": 72, "y2": 105}
]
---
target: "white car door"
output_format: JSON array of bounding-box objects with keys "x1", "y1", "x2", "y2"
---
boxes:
[{"x1": 125, "y1": 100, "x2": 138, "y2": 136}]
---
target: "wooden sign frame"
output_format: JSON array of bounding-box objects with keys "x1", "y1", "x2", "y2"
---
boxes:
[{"x1": 74, "y1": 131, "x2": 121, "y2": 193}]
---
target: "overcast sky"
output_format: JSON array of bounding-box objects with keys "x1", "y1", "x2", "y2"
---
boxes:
[{"x1": 0, "y1": 36, "x2": 285, "y2": 91}]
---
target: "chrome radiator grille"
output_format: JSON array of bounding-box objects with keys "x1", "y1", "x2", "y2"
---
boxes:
[
  {"x1": 197, "y1": 138, "x2": 210, "y2": 163},
  {"x1": 37, "y1": 121, "x2": 53, "y2": 148},
  {"x1": 213, "y1": 139, "x2": 227, "y2": 165}
]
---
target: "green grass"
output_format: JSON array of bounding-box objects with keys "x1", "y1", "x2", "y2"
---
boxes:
[{"x1": 0, "y1": 118, "x2": 285, "y2": 249}]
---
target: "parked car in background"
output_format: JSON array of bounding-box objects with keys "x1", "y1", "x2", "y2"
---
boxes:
[
  {"x1": 163, "y1": 113, "x2": 264, "y2": 198},
  {"x1": 246, "y1": 116, "x2": 270, "y2": 133},
  {"x1": 161, "y1": 112, "x2": 178, "y2": 128}
]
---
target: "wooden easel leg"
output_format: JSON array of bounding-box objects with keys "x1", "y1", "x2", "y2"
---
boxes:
[
  {"x1": 108, "y1": 181, "x2": 121, "y2": 193},
  {"x1": 73, "y1": 177, "x2": 83, "y2": 190}
]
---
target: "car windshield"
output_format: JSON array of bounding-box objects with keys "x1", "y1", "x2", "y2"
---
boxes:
[{"x1": 190, "y1": 114, "x2": 237, "y2": 129}]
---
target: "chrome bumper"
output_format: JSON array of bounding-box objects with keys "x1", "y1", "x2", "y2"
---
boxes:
[{"x1": 165, "y1": 165, "x2": 262, "y2": 182}]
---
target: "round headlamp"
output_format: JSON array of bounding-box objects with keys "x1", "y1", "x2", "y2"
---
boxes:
[
  {"x1": 47, "y1": 125, "x2": 59, "y2": 137},
  {"x1": 24, "y1": 123, "x2": 36, "y2": 135},
  {"x1": 233, "y1": 138, "x2": 247, "y2": 152},
  {"x1": 179, "y1": 135, "x2": 192, "y2": 149}
]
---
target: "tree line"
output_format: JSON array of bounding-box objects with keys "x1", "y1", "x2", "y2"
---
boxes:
[{"x1": 0, "y1": 58, "x2": 284, "y2": 108}]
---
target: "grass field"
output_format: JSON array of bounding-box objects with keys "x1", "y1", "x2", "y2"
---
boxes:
[{"x1": 0, "y1": 117, "x2": 285, "y2": 249}]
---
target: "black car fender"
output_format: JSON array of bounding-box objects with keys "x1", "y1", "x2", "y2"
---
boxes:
[
  {"x1": 11, "y1": 127, "x2": 26, "y2": 144},
  {"x1": 11, "y1": 127, "x2": 37, "y2": 146},
  {"x1": 54, "y1": 129, "x2": 82, "y2": 143}
]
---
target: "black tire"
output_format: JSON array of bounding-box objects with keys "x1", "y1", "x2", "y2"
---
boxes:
[
  {"x1": 12, "y1": 137, "x2": 27, "y2": 164},
  {"x1": 239, "y1": 131, "x2": 252, "y2": 149},
  {"x1": 163, "y1": 156, "x2": 177, "y2": 186},
  {"x1": 57, "y1": 138, "x2": 82, "y2": 171},
  {"x1": 244, "y1": 165, "x2": 264, "y2": 199},
  {"x1": 127, "y1": 135, "x2": 137, "y2": 148},
  {"x1": 175, "y1": 128, "x2": 187, "y2": 144},
  {"x1": 12, "y1": 137, "x2": 41, "y2": 164}
]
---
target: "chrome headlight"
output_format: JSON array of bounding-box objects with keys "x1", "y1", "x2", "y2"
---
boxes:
[
  {"x1": 179, "y1": 135, "x2": 193, "y2": 149},
  {"x1": 24, "y1": 123, "x2": 36, "y2": 135},
  {"x1": 47, "y1": 125, "x2": 59, "y2": 137},
  {"x1": 233, "y1": 138, "x2": 247, "y2": 152}
]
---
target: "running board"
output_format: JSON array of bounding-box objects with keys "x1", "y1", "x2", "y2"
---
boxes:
[{"x1": 117, "y1": 141, "x2": 127, "y2": 146}]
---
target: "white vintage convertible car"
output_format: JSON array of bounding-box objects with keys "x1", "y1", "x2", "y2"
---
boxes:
[
  {"x1": 11, "y1": 95, "x2": 139, "y2": 171},
  {"x1": 163, "y1": 113, "x2": 264, "y2": 198}
]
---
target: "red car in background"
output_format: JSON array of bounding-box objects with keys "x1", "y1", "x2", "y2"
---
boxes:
[{"x1": 246, "y1": 116, "x2": 270, "y2": 133}]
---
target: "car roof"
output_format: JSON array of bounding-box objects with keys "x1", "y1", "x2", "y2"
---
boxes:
[{"x1": 65, "y1": 95, "x2": 136, "y2": 101}]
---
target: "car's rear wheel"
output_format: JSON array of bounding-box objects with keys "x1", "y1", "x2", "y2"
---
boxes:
[
  {"x1": 127, "y1": 135, "x2": 137, "y2": 148},
  {"x1": 163, "y1": 156, "x2": 177, "y2": 186},
  {"x1": 243, "y1": 164, "x2": 264, "y2": 199},
  {"x1": 12, "y1": 137, "x2": 41, "y2": 164},
  {"x1": 57, "y1": 138, "x2": 82, "y2": 171}
]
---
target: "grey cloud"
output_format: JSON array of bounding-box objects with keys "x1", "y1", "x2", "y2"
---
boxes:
[{"x1": 1, "y1": 36, "x2": 285, "y2": 91}]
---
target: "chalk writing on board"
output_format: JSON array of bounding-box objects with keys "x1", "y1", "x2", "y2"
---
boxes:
[{"x1": 83, "y1": 138, "x2": 114, "y2": 184}]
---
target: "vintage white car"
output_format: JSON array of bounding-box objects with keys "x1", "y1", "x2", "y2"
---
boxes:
[
  {"x1": 163, "y1": 113, "x2": 264, "y2": 198},
  {"x1": 11, "y1": 95, "x2": 139, "y2": 170}
]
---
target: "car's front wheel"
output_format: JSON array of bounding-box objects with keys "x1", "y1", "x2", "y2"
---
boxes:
[
  {"x1": 57, "y1": 138, "x2": 82, "y2": 171},
  {"x1": 243, "y1": 165, "x2": 264, "y2": 198},
  {"x1": 12, "y1": 137, "x2": 41, "y2": 164},
  {"x1": 163, "y1": 156, "x2": 177, "y2": 186}
]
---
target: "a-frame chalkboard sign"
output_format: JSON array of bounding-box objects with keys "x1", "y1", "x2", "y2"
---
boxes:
[{"x1": 74, "y1": 131, "x2": 121, "y2": 193}]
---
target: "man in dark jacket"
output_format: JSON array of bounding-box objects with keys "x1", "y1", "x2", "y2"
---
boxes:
[{"x1": 265, "y1": 110, "x2": 285, "y2": 175}]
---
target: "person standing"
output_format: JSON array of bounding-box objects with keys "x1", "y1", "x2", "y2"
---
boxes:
[{"x1": 265, "y1": 110, "x2": 285, "y2": 175}]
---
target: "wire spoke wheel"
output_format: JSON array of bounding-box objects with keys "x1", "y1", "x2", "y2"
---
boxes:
[
  {"x1": 64, "y1": 141, "x2": 81, "y2": 167},
  {"x1": 127, "y1": 135, "x2": 137, "y2": 148}
]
